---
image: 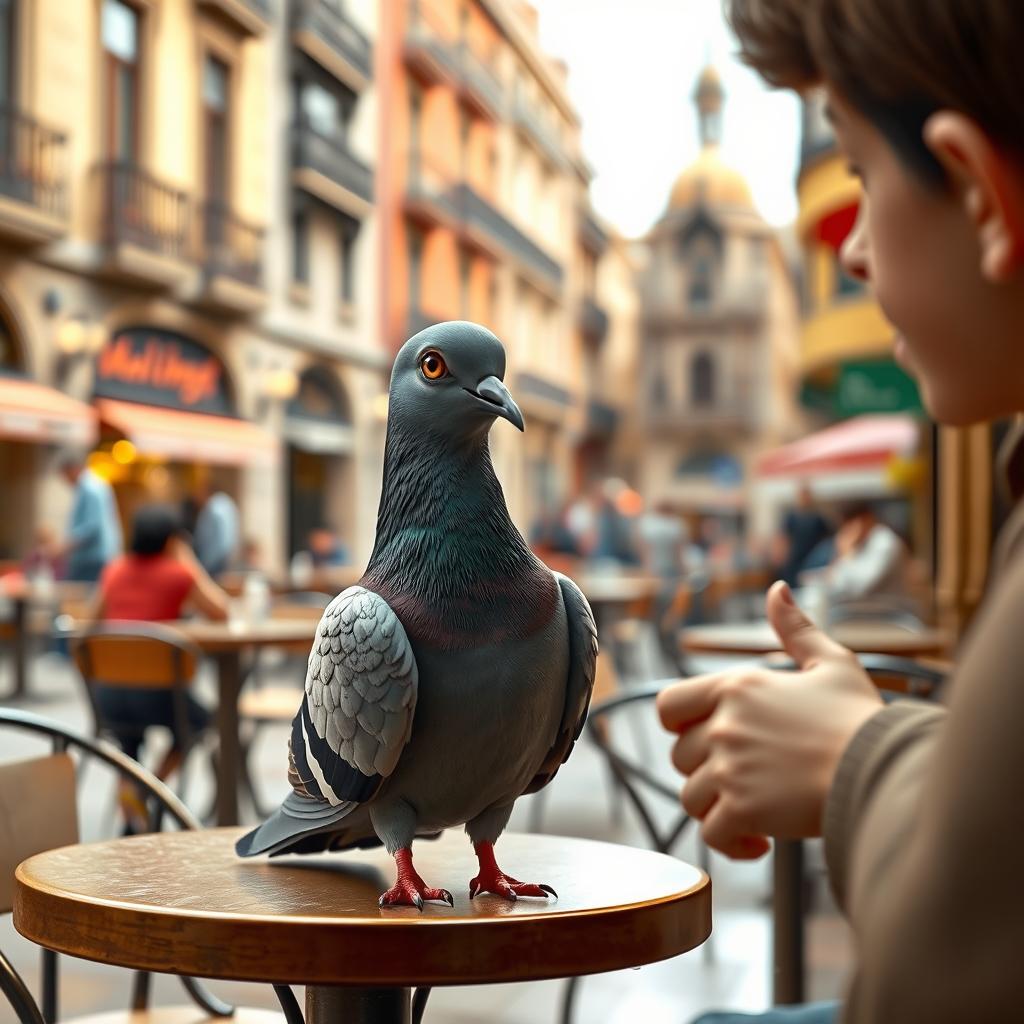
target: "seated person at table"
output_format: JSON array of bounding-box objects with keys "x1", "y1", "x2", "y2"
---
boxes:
[
  {"x1": 90, "y1": 505, "x2": 229, "y2": 817},
  {"x1": 662, "y1": 2, "x2": 1024, "y2": 1022},
  {"x1": 811, "y1": 502, "x2": 917, "y2": 621}
]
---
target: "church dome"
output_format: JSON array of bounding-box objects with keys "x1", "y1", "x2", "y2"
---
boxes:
[{"x1": 667, "y1": 66, "x2": 756, "y2": 213}]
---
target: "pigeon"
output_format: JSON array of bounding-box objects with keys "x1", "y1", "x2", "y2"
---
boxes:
[{"x1": 237, "y1": 321, "x2": 598, "y2": 909}]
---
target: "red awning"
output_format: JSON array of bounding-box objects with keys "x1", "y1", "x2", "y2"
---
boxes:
[
  {"x1": 757, "y1": 414, "x2": 919, "y2": 477},
  {"x1": 0, "y1": 376, "x2": 98, "y2": 445},
  {"x1": 96, "y1": 399, "x2": 278, "y2": 467}
]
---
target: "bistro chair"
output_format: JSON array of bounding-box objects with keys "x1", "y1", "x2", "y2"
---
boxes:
[
  {"x1": 71, "y1": 623, "x2": 210, "y2": 808},
  {"x1": 0, "y1": 708, "x2": 296, "y2": 1024},
  {"x1": 237, "y1": 595, "x2": 331, "y2": 817}
]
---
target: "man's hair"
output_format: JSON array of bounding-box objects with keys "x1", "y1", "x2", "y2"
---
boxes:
[
  {"x1": 727, "y1": 1, "x2": 1024, "y2": 184},
  {"x1": 130, "y1": 504, "x2": 183, "y2": 557}
]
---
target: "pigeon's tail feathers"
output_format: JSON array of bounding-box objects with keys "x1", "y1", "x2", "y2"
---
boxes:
[{"x1": 234, "y1": 790, "x2": 360, "y2": 858}]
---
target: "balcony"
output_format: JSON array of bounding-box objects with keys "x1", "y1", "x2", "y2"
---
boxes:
[
  {"x1": 95, "y1": 161, "x2": 191, "y2": 286},
  {"x1": 405, "y1": 151, "x2": 461, "y2": 228},
  {"x1": 511, "y1": 88, "x2": 566, "y2": 170},
  {"x1": 292, "y1": 122, "x2": 374, "y2": 218},
  {"x1": 196, "y1": 201, "x2": 266, "y2": 315},
  {"x1": 451, "y1": 182, "x2": 564, "y2": 295},
  {"x1": 406, "y1": 306, "x2": 440, "y2": 341},
  {"x1": 515, "y1": 371, "x2": 572, "y2": 410},
  {"x1": 578, "y1": 205, "x2": 608, "y2": 255},
  {"x1": 579, "y1": 297, "x2": 609, "y2": 342},
  {"x1": 196, "y1": 0, "x2": 270, "y2": 37},
  {"x1": 292, "y1": 0, "x2": 373, "y2": 92},
  {"x1": 646, "y1": 401, "x2": 756, "y2": 434},
  {"x1": 0, "y1": 107, "x2": 69, "y2": 243},
  {"x1": 404, "y1": 0, "x2": 459, "y2": 85},
  {"x1": 456, "y1": 42, "x2": 504, "y2": 120}
]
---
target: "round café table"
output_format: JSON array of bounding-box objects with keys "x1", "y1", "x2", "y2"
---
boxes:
[
  {"x1": 15, "y1": 828, "x2": 711, "y2": 1024},
  {"x1": 682, "y1": 619, "x2": 950, "y2": 659}
]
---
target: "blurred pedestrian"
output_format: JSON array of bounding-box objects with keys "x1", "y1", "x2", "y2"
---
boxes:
[
  {"x1": 89, "y1": 503, "x2": 229, "y2": 827},
  {"x1": 192, "y1": 478, "x2": 239, "y2": 577},
  {"x1": 775, "y1": 484, "x2": 832, "y2": 588},
  {"x1": 56, "y1": 448, "x2": 123, "y2": 583}
]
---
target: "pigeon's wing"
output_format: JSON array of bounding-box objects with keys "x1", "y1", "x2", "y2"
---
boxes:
[
  {"x1": 523, "y1": 573, "x2": 598, "y2": 794},
  {"x1": 287, "y1": 585, "x2": 418, "y2": 807}
]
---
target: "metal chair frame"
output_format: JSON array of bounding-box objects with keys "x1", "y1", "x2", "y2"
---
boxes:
[{"x1": 0, "y1": 708, "x2": 303, "y2": 1024}]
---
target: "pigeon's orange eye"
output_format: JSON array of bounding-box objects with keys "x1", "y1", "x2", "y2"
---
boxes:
[{"x1": 420, "y1": 352, "x2": 448, "y2": 380}]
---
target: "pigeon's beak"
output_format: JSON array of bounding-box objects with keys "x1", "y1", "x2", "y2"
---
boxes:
[{"x1": 471, "y1": 375, "x2": 525, "y2": 432}]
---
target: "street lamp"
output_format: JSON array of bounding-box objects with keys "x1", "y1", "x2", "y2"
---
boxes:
[
  {"x1": 256, "y1": 365, "x2": 299, "y2": 419},
  {"x1": 55, "y1": 315, "x2": 109, "y2": 386}
]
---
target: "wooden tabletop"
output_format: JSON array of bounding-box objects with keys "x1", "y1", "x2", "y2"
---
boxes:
[
  {"x1": 14, "y1": 829, "x2": 711, "y2": 987},
  {"x1": 171, "y1": 618, "x2": 317, "y2": 652},
  {"x1": 682, "y1": 619, "x2": 950, "y2": 658},
  {"x1": 576, "y1": 574, "x2": 661, "y2": 607}
]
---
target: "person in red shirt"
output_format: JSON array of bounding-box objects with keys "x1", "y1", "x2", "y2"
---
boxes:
[{"x1": 89, "y1": 504, "x2": 229, "y2": 822}]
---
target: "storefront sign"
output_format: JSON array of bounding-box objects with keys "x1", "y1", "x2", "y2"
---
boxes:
[
  {"x1": 836, "y1": 360, "x2": 923, "y2": 418},
  {"x1": 94, "y1": 327, "x2": 233, "y2": 415}
]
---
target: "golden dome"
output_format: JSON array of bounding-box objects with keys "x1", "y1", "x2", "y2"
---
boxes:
[{"x1": 668, "y1": 143, "x2": 755, "y2": 211}]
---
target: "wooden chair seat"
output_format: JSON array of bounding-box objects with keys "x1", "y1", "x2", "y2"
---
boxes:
[
  {"x1": 238, "y1": 686, "x2": 301, "y2": 723},
  {"x1": 70, "y1": 1007, "x2": 285, "y2": 1024}
]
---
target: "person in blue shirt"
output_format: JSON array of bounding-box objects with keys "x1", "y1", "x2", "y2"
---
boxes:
[
  {"x1": 191, "y1": 479, "x2": 240, "y2": 578},
  {"x1": 57, "y1": 449, "x2": 123, "y2": 583}
]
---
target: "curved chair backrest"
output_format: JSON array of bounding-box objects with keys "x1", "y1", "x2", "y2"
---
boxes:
[{"x1": 72, "y1": 621, "x2": 201, "y2": 690}]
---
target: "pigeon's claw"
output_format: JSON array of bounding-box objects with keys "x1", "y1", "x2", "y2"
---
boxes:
[
  {"x1": 469, "y1": 842, "x2": 558, "y2": 902},
  {"x1": 379, "y1": 848, "x2": 453, "y2": 911}
]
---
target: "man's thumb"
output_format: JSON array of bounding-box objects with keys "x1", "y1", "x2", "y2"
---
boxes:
[{"x1": 766, "y1": 580, "x2": 842, "y2": 668}]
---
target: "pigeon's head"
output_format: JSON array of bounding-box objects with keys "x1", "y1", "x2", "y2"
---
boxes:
[{"x1": 388, "y1": 321, "x2": 524, "y2": 441}]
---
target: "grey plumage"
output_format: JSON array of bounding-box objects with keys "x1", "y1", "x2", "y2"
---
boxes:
[{"x1": 236, "y1": 322, "x2": 597, "y2": 902}]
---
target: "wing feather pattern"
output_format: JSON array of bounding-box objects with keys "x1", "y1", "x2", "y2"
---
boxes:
[{"x1": 288, "y1": 586, "x2": 418, "y2": 807}]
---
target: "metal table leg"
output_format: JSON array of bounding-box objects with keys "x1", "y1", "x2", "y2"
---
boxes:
[
  {"x1": 215, "y1": 650, "x2": 242, "y2": 827},
  {"x1": 772, "y1": 838, "x2": 805, "y2": 1004},
  {"x1": 306, "y1": 986, "x2": 411, "y2": 1024},
  {"x1": 12, "y1": 597, "x2": 28, "y2": 699}
]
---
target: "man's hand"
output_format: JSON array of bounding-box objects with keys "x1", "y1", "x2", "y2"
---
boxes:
[{"x1": 656, "y1": 581, "x2": 884, "y2": 859}]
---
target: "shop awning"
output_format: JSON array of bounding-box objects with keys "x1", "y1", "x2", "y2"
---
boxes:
[
  {"x1": 0, "y1": 376, "x2": 98, "y2": 445},
  {"x1": 96, "y1": 399, "x2": 278, "y2": 467},
  {"x1": 757, "y1": 414, "x2": 919, "y2": 477}
]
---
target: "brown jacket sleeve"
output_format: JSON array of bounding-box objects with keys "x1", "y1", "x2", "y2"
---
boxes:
[{"x1": 823, "y1": 503, "x2": 1024, "y2": 1021}]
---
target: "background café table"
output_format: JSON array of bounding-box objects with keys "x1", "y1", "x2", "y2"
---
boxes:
[
  {"x1": 682, "y1": 619, "x2": 951, "y2": 659},
  {"x1": 172, "y1": 618, "x2": 317, "y2": 827},
  {"x1": 15, "y1": 828, "x2": 712, "y2": 1024}
]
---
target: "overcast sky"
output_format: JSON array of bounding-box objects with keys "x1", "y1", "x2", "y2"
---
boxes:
[{"x1": 530, "y1": 0, "x2": 802, "y2": 237}]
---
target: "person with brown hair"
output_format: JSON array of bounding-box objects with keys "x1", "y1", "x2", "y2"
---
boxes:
[{"x1": 658, "y1": 3, "x2": 1024, "y2": 1022}]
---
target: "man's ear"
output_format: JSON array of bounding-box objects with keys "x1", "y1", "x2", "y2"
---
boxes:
[{"x1": 924, "y1": 111, "x2": 1024, "y2": 283}]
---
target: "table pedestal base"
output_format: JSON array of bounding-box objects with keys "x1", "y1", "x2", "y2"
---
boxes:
[{"x1": 306, "y1": 985, "x2": 411, "y2": 1024}]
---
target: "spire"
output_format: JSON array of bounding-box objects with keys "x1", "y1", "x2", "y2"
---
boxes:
[{"x1": 694, "y1": 66, "x2": 724, "y2": 148}]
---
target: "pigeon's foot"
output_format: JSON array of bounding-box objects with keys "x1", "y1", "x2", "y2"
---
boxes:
[
  {"x1": 469, "y1": 841, "x2": 558, "y2": 902},
  {"x1": 379, "y1": 848, "x2": 454, "y2": 911}
]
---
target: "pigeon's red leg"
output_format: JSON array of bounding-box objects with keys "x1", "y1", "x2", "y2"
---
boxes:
[
  {"x1": 379, "y1": 848, "x2": 454, "y2": 910},
  {"x1": 469, "y1": 841, "x2": 558, "y2": 901}
]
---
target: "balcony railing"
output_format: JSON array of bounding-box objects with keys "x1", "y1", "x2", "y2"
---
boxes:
[
  {"x1": 292, "y1": 0, "x2": 373, "y2": 86},
  {"x1": 578, "y1": 206, "x2": 608, "y2": 254},
  {"x1": 405, "y1": 0, "x2": 459, "y2": 82},
  {"x1": 195, "y1": 0, "x2": 270, "y2": 36},
  {"x1": 452, "y1": 182, "x2": 563, "y2": 291},
  {"x1": 406, "y1": 150, "x2": 461, "y2": 223},
  {"x1": 580, "y1": 297, "x2": 609, "y2": 341},
  {"x1": 0, "y1": 106, "x2": 69, "y2": 222},
  {"x1": 96, "y1": 161, "x2": 189, "y2": 261},
  {"x1": 199, "y1": 200, "x2": 264, "y2": 288},
  {"x1": 293, "y1": 122, "x2": 374, "y2": 206},
  {"x1": 516, "y1": 371, "x2": 572, "y2": 408},
  {"x1": 511, "y1": 87, "x2": 565, "y2": 169},
  {"x1": 457, "y1": 42, "x2": 504, "y2": 117}
]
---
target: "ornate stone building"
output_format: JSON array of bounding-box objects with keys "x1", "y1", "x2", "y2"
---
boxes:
[{"x1": 636, "y1": 67, "x2": 802, "y2": 541}]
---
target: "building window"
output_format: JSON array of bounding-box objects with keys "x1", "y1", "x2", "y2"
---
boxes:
[
  {"x1": 292, "y1": 210, "x2": 309, "y2": 285},
  {"x1": 651, "y1": 368, "x2": 667, "y2": 408},
  {"x1": 339, "y1": 219, "x2": 358, "y2": 303},
  {"x1": 202, "y1": 55, "x2": 230, "y2": 202},
  {"x1": 0, "y1": 0, "x2": 16, "y2": 103},
  {"x1": 689, "y1": 257, "x2": 713, "y2": 309},
  {"x1": 459, "y1": 249, "x2": 471, "y2": 317},
  {"x1": 691, "y1": 351, "x2": 715, "y2": 406},
  {"x1": 102, "y1": 0, "x2": 141, "y2": 160},
  {"x1": 408, "y1": 226, "x2": 424, "y2": 312}
]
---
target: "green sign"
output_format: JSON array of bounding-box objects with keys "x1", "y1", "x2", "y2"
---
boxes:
[{"x1": 801, "y1": 359, "x2": 924, "y2": 419}]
